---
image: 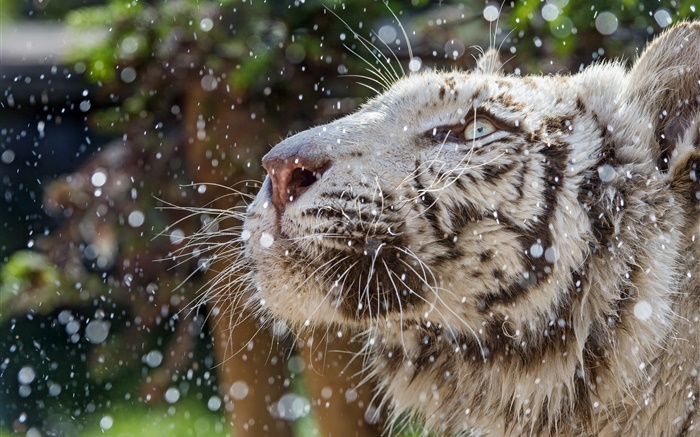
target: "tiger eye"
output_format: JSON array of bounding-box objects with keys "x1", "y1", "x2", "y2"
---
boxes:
[{"x1": 463, "y1": 118, "x2": 496, "y2": 140}]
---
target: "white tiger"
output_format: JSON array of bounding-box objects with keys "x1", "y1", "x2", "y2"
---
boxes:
[{"x1": 238, "y1": 22, "x2": 700, "y2": 436}]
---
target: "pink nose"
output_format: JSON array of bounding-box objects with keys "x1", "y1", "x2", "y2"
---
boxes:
[{"x1": 262, "y1": 155, "x2": 330, "y2": 213}]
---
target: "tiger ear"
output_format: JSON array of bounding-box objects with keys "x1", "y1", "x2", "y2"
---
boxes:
[
  {"x1": 474, "y1": 49, "x2": 502, "y2": 74},
  {"x1": 625, "y1": 21, "x2": 700, "y2": 170}
]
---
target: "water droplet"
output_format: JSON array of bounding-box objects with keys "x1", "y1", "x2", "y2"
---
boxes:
[
  {"x1": 541, "y1": 4, "x2": 559, "y2": 21},
  {"x1": 91, "y1": 170, "x2": 107, "y2": 187},
  {"x1": 2, "y1": 149, "x2": 16, "y2": 164},
  {"x1": 445, "y1": 40, "x2": 465, "y2": 60},
  {"x1": 18, "y1": 366, "x2": 36, "y2": 385},
  {"x1": 551, "y1": 16, "x2": 574, "y2": 38},
  {"x1": 287, "y1": 356, "x2": 305, "y2": 374},
  {"x1": 544, "y1": 247, "x2": 558, "y2": 264},
  {"x1": 321, "y1": 387, "x2": 333, "y2": 399},
  {"x1": 120, "y1": 67, "x2": 137, "y2": 84},
  {"x1": 345, "y1": 388, "x2": 358, "y2": 403},
  {"x1": 654, "y1": 9, "x2": 672, "y2": 27},
  {"x1": 48, "y1": 382, "x2": 62, "y2": 396},
  {"x1": 633, "y1": 300, "x2": 653, "y2": 321},
  {"x1": 19, "y1": 385, "x2": 31, "y2": 398},
  {"x1": 100, "y1": 415, "x2": 114, "y2": 430},
  {"x1": 200, "y1": 17, "x2": 214, "y2": 32},
  {"x1": 377, "y1": 24, "x2": 397, "y2": 44},
  {"x1": 128, "y1": 210, "x2": 145, "y2": 227},
  {"x1": 241, "y1": 230, "x2": 252, "y2": 241},
  {"x1": 260, "y1": 232, "x2": 274, "y2": 248},
  {"x1": 229, "y1": 381, "x2": 249, "y2": 400},
  {"x1": 164, "y1": 387, "x2": 180, "y2": 404},
  {"x1": 207, "y1": 395, "x2": 222, "y2": 411},
  {"x1": 530, "y1": 243, "x2": 544, "y2": 258},
  {"x1": 595, "y1": 12, "x2": 618, "y2": 35},
  {"x1": 85, "y1": 320, "x2": 110, "y2": 344},
  {"x1": 169, "y1": 229, "x2": 185, "y2": 245},
  {"x1": 121, "y1": 36, "x2": 139, "y2": 54},
  {"x1": 483, "y1": 5, "x2": 500, "y2": 22},
  {"x1": 408, "y1": 57, "x2": 422, "y2": 72},
  {"x1": 364, "y1": 405, "x2": 380, "y2": 425},
  {"x1": 276, "y1": 393, "x2": 310, "y2": 421},
  {"x1": 201, "y1": 75, "x2": 218, "y2": 92},
  {"x1": 272, "y1": 320, "x2": 289, "y2": 337},
  {"x1": 144, "y1": 350, "x2": 163, "y2": 368},
  {"x1": 598, "y1": 164, "x2": 615, "y2": 183},
  {"x1": 65, "y1": 319, "x2": 80, "y2": 335},
  {"x1": 58, "y1": 310, "x2": 73, "y2": 325}
]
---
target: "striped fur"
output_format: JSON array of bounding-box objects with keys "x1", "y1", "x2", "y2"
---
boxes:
[{"x1": 242, "y1": 22, "x2": 700, "y2": 435}]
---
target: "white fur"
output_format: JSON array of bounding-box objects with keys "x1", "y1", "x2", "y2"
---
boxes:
[{"x1": 239, "y1": 22, "x2": 700, "y2": 436}]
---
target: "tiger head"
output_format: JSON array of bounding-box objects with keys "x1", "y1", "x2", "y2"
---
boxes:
[
  {"x1": 243, "y1": 22, "x2": 698, "y2": 337},
  {"x1": 237, "y1": 21, "x2": 700, "y2": 435}
]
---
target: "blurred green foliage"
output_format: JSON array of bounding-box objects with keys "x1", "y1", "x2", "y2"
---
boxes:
[
  {"x1": 52, "y1": 0, "x2": 699, "y2": 137},
  {"x1": 0, "y1": 0, "x2": 18, "y2": 21},
  {"x1": 79, "y1": 398, "x2": 228, "y2": 437},
  {"x1": 4, "y1": 0, "x2": 105, "y2": 20},
  {"x1": 510, "y1": 0, "x2": 698, "y2": 70},
  {"x1": 0, "y1": 251, "x2": 104, "y2": 324},
  {"x1": 64, "y1": 0, "x2": 398, "y2": 134}
]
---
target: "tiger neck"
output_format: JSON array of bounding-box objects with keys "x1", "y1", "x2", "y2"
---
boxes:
[{"x1": 369, "y1": 170, "x2": 688, "y2": 434}]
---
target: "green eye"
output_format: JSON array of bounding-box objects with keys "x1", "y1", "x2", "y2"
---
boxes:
[{"x1": 463, "y1": 119, "x2": 496, "y2": 140}]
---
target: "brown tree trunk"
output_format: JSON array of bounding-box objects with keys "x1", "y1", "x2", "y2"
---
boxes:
[
  {"x1": 183, "y1": 80, "x2": 294, "y2": 436},
  {"x1": 300, "y1": 331, "x2": 383, "y2": 437},
  {"x1": 209, "y1": 297, "x2": 295, "y2": 436},
  {"x1": 183, "y1": 78, "x2": 382, "y2": 436}
]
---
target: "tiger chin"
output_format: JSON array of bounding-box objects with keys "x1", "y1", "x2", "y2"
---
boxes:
[{"x1": 240, "y1": 22, "x2": 700, "y2": 436}]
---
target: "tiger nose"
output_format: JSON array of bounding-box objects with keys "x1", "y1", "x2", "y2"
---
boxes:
[{"x1": 262, "y1": 155, "x2": 331, "y2": 213}]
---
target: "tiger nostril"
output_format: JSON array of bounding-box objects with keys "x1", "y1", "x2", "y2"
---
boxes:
[
  {"x1": 263, "y1": 156, "x2": 330, "y2": 213},
  {"x1": 292, "y1": 167, "x2": 317, "y2": 189}
]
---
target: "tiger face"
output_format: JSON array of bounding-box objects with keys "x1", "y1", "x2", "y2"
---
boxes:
[{"x1": 241, "y1": 22, "x2": 700, "y2": 435}]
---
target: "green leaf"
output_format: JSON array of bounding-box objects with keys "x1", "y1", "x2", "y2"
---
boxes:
[
  {"x1": 0, "y1": 251, "x2": 61, "y2": 323},
  {"x1": 0, "y1": 251, "x2": 105, "y2": 323}
]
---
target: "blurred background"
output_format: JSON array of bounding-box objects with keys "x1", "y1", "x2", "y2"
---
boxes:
[{"x1": 1, "y1": 0, "x2": 697, "y2": 436}]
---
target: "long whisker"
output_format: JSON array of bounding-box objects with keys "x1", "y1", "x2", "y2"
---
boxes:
[
  {"x1": 325, "y1": 6, "x2": 398, "y2": 89},
  {"x1": 342, "y1": 44, "x2": 395, "y2": 90},
  {"x1": 383, "y1": 0, "x2": 414, "y2": 64},
  {"x1": 370, "y1": 29, "x2": 404, "y2": 81}
]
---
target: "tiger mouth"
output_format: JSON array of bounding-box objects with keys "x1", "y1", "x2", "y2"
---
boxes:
[
  {"x1": 257, "y1": 209, "x2": 433, "y2": 320},
  {"x1": 291, "y1": 240, "x2": 430, "y2": 320}
]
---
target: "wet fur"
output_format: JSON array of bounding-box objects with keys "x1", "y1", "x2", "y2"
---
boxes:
[{"x1": 240, "y1": 22, "x2": 700, "y2": 435}]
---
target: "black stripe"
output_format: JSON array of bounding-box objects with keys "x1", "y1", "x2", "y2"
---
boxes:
[
  {"x1": 479, "y1": 136, "x2": 570, "y2": 308},
  {"x1": 577, "y1": 129, "x2": 616, "y2": 250},
  {"x1": 481, "y1": 161, "x2": 519, "y2": 182},
  {"x1": 412, "y1": 171, "x2": 444, "y2": 240}
]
